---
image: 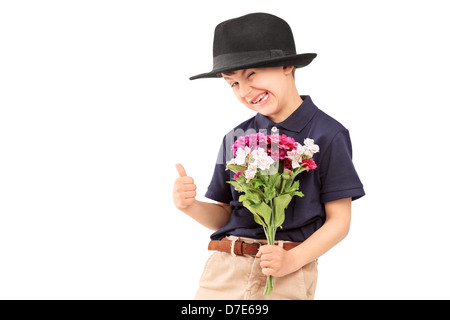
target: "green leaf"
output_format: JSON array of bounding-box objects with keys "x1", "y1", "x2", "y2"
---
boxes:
[
  {"x1": 226, "y1": 180, "x2": 243, "y2": 192},
  {"x1": 285, "y1": 180, "x2": 300, "y2": 193},
  {"x1": 226, "y1": 164, "x2": 247, "y2": 174},
  {"x1": 252, "y1": 211, "x2": 266, "y2": 226},
  {"x1": 239, "y1": 192, "x2": 262, "y2": 205},
  {"x1": 242, "y1": 200, "x2": 272, "y2": 227},
  {"x1": 269, "y1": 172, "x2": 278, "y2": 185},
  {"x1": 293, "y1": 191, "x2": 304, "y2": 197},
  {"x1": 260, "y1": 174, "x2": 269, "y2": 183},
  {"x1": 251, "y1": 178, "x2": 264, "y2": 188},
  {"x1": 273, "y1": 194, "x2": 292, "y2": 229},
  {"x1": 238, "y1": 194, "x2": 248, "y2": 202},
  {"x1": 273, "y1": 174, "x2": 282, "y2": 191}
]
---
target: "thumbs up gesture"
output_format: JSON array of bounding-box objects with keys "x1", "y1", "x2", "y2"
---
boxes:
[{"x1": 173, "y1": 163, "x2": 197, "y2": 210}]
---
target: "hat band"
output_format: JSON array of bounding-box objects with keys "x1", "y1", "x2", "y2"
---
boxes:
[{"x1": 213, "y1": 49, "x2": 297, "y2": 71}]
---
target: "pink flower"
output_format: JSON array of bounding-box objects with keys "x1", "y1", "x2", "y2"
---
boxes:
[
  {"x1": 269, "y1": 134, "x2": 298, "y2": 160},
  {"x1": 231, "y1": 133, "x2": 318, "y2": 173},
  {"x1": 233, "y1": 133, "x2": 268, "y2": 156},
  {"x1": 279, "y1": 134, "x2": 297, "y2": 151},
  {"x1": 301, "y1": 157, "x2": 318, "y2": 172},
  {"x1": 284, "y1": 168, "x2": 291, "y2": 174},
  {"x1": 234, "y1": 171, "x2": 242, "y2": 179}
]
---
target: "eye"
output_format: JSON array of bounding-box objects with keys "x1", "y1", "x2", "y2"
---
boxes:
[
  {"x1": 248, "y1": 72, "x2": 255, "y2": 78},
  {"x1": 231, "y1": 82, "x2": 239, "y2": 88}
]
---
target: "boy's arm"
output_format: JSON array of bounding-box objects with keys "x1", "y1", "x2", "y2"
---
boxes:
[
  {"x1": 257, "y1": 197, "x2": 351, "y2": 277},
  {"x1": 173, "y1": 163, "x2": 231, "y2": 231},
  {"x1": 180, "y1": 200, "x2": 231, "y2": 231}
]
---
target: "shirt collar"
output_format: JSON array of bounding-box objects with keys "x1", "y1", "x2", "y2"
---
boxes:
[{"x1": 255, "y1": 95, "x2": 318, "y2": 133}]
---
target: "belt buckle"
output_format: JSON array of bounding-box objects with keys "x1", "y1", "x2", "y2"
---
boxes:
[
  {"x1": 230, "y1": 238, "x2": 243, "y2": 257},
  {"x1": 251, "y1": 240, "x2": 263, "y2": 256},
  {"x1": 230, "y1": 238, "x2": 263, "y2": 256}
]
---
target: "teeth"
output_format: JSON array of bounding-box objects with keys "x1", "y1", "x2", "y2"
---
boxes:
[{"x1": 252, "y1": 92, "x2": 268, "y2": 104}]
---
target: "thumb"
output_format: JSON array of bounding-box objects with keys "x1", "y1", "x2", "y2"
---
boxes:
[{"x1": 175, "y1": 163, "x2": 187, "y2": 177}]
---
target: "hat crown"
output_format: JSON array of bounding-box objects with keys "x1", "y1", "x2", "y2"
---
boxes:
[
  {"x1": 189, "y1": 12, "x2": 316, "y2": 80},
  {"x1": 213, "y1": 13, "x2": 296, "y2": 57}
]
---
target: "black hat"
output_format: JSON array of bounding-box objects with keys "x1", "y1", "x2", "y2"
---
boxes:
[{"x1": 190, "y1": 13, "x2": 317, "y2": 80}]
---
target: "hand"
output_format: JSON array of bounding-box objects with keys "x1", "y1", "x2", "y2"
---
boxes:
[
  {"x1": 173, "y1": 163, "x2": 197, "y2": 210},
  {"x1": 256, "y1": 245, "x2": 298, "y2": 278}
]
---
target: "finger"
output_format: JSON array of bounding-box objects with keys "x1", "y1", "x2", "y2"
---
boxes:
[
  {"x1": 261, "y1": 267, "x2": 274, "y2": 276},
  {"x1": 259, "y1": 253, "x2": 273, "y2": 261},
  {"x1": 257, "y1": 245, "x2": 272, "y2": 257},
  {"x1": 256, "y1": 245, "x2": 267, "y2": 258},
  {"x1": 182, "y1": 183, "x2": 197, "y2": 191},
  {"x1": 176, "y1": 176, "x2": 194, "y2": 185},
  {"x1": 175, "y1": 163, "x2": 187, "y2": 177},
  {"x1": 180, "y1": 191, "x2": 197, "y2": 199}
]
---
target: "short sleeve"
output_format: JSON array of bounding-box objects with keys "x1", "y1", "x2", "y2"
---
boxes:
[
  {"x1": 205, "y1": 136, "x2": 233, "y2": 204},
  {"x1": 319, "y1": 129, "x2": 365, "y2": 203}
]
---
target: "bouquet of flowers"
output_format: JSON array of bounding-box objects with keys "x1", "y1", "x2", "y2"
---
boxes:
[{"x1": 226, "y1": 132, "x2": 319, "y2": 295}]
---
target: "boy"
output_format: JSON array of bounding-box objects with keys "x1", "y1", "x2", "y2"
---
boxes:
[{"x1": 173, "y1": 13, "x2": 364, "y2": 300}]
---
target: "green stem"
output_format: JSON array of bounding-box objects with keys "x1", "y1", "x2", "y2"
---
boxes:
[
  {"x1": 262, "y1": 199, "x2": 277, "y2": 295},
  {"x1": 280, "y1": 179, "x2": 286, "y2": 195},
  {"x1": 292, "y1": 167, "x2": 306, "y2": 179},
  {"x1": 262, "y1": 226, "x2": 269, "y2": 242},
  {"x1": 269, "y1": 198, "x2": 275, "y2": 245},
  {"x1": 264, "y1": 275, "x2": 273, "y2": 295}
]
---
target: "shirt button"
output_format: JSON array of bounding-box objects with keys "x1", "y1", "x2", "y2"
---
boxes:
[{"x1": 271, "y1": 126, "x2": 278, "y2": 133}]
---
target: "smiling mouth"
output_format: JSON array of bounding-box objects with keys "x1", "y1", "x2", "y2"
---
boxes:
[{"x1": 251, "y1": 92, "x2": 269, "y2": 104}]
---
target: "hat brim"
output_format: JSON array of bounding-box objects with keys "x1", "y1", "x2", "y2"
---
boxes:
[{"x1": 189, "y1": 53, "x2": 317, "y2": 80}]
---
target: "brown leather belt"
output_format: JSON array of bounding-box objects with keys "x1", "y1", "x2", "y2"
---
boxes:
[{"x1": 208, "y1": 238, "x2": 302, "y2": 256}]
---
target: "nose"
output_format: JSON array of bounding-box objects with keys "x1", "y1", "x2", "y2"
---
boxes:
[{"x1": 238, "y1": 83, "x2": 252, "y2": 98}]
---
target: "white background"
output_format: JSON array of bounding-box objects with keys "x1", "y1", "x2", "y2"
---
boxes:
[{"x1": 1, "y1": 0, "x2": 449, "y2": 299}]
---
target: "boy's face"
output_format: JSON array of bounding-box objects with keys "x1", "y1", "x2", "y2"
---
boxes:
[{"x1": 222, "y1": 66, "x2": 296, "y2": 122}]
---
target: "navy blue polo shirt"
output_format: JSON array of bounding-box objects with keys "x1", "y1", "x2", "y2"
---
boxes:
[{"x1": 205, "y1": 95, "x2": 365, "y2": 242}]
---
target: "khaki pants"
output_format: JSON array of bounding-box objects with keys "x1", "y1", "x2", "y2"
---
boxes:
[{"x1": 194, "y1": 238, "x2": 318, "y2": 300}]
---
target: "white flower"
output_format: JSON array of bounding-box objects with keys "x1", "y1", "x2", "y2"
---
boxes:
[
  {"x1": 234, "y1": 146, "x2": 251, "y2": 165},
  {"x1": 287, "y1": 147, "x2": 303, "y2": 169},
  {"x1": 245, "y1": 163, "x2": 258, "y2": 182},
  {"x1": 303, "y1": 138, "x2": 319, "y2": 157},
  {"x1": 286, "y1": 139, "x2": 319, "y2": 168},
  {"x1": 251, "y1": 148, "x2": 275, "y2": 170}
]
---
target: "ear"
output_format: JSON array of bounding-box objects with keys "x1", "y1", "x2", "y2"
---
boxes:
[{"x1": 283, "y1": 65, "x2": 295, "y2": 75}]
